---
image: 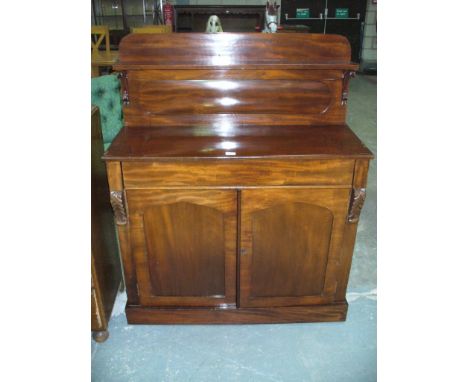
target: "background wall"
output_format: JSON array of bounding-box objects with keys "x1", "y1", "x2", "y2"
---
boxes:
[
  {"x1": 182, "y1": 0, "x2": 275, "y2": 5},
  {"x1": 360, "y1": 0, "x2": 377, "y2": 71}
]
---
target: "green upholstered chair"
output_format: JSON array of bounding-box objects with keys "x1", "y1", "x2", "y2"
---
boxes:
[{"x1": 91, "y1": 74, "x2": 124, "y2": 151}]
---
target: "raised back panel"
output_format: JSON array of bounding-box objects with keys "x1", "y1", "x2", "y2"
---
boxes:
[
  {"x1": 115, "y1": 33, "x2": 357, "y2": 127},
  {"x1": 116, "y1": 33, "x2": 354, "y2": 68}
]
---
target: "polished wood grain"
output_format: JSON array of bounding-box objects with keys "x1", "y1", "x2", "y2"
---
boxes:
[
  {"x1": 250, "y1": 203, "x2": 333, "y2": 297},
  {"x1": 126, "y1": 189, "x2": 237, "y2": 307},
  {"x1": 129, "y1": 69, "x2": 344, "y2": 81},
  {"x1": 239, "y1": 188, "x2": 350, "y2": 308},
  {"x1": 127, "y1": 79, "x2": 333, "y2": 115},
  {"x1": 122, "y1": 159, "x2": 355, "y2": 188},
  {"x1": 125, "y1": 302, "x2": 348, "y2": 324},
  {"x1": 122, "y1": 68, "x2": 347, "y2": 127},
  {"x1": 91, "y1": 106, "x2": 122, "y2": 340},
  {"x1": 115, "y1": 33, "x2": 357, "y2": 70},
  {"x1": 114, "y1": 34, "x2": 357, "y2": 125},
  {"x1": 143, "y1": 203, "x2": 225, "y2": 297},
  {"x1": 105, "y1": 125, "x2": 372, "y2": 160},
  {"x1": 121, "y1": 111, "x2": 351, "y2": 128},
  {"x1": 103, "y1": 33, "x2": 372, "y2": 324}
]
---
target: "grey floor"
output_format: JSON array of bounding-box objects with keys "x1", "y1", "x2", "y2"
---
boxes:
[{"x1": 92, "y1": 74, "x2": 377, "y2": 382}]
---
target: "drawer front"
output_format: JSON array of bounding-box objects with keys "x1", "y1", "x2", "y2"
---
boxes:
[{"x1": 122, "y1": 159, "x2": 354, "y2": 188}]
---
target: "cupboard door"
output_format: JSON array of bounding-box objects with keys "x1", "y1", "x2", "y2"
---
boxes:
[
  {"x1": 126, "y1": 189, "x2": 237, "y2": 307},
  {"x1": 239, "y1": 188, "x2": 350, "y2": 308}
]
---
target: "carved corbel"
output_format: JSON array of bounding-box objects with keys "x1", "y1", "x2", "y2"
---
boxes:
[
  {"x1": 110, "y1": 191, "x2": 127, "y2": 225},
  {"x1": 341, "y1": 71, "x2": 356, "y2": 105},
  {"x1": 348, "y1": 188, "x2": 366, "y2": 223},
  {"x1": 117, "y1": 71, "x2": 129, "y2": 105}
]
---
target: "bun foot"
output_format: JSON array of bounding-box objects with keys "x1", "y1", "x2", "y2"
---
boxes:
[{"x1": 92, "y1": 330, "x2": 109, "y2": 343}]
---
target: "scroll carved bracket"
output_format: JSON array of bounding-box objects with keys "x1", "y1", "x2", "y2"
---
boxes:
[
  {"x1": 341, "y1": 70, "x2": 356, "y2": 106},
  {"x1": 347, "y1": 187, "x2": 366, "y2": 223},
  {"x1": 117, "y1": 71, "x2": 130, "y2": 106},
  {"x1": 110, "y1": 191, "x2": 128, "y2": 225}
]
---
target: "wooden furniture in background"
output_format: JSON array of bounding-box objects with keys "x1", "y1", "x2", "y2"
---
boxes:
[
  {"x1": 104, "y1": 33, "x2": 372, "y2": 325},
  {"x1": 91, "y1": 25, "x2": 119, "y2": 77},
  {"x1": 132, "y1": 25, "x2": 172, "y2": 34},
  {"x1": 91, "y1": 106, "x2": 122, "y2": 341},
  {"x1": 91, "y1": 25, "x2": 111, "y2": 54}
]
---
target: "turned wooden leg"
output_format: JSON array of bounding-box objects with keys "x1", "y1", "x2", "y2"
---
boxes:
[{"x1": 92, "y1": 330, "x2": 109, "y2": 343}]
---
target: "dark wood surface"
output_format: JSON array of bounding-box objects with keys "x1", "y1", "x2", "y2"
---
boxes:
[
  {"x1": 128, "y1": 79, "x2": 332, "y2": 115},
  {"x1": 115, "y1": 34, "x2": 358, "y2": 127},
  {"x1": 91, "y1": 106, "x2": 122, "y2": 340},
  {"x1": 239, "y1": 188, "x2": 349, "y2": 308},
  {"x1": 126, "y1": 189, "x2": 237, "y2": 307},
  {"x1": 121, "y1": 158, "x2": 355, "y2": 188},
  {"x1": 115, "y1": 33, "x2": 358, "y2": 70},
  {"x1": 126, "y1": 302, "x2": 348, "y2": 324},
  {"x1": 104, "y1": 125, "x2": 372, "y2": 160},
  {"x1": 105, "y1": 33, "x2": 372, "y2": 324}
]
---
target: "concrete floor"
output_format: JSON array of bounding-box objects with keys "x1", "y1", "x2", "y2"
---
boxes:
[{"x1": 92, "y1": 74, "x2": 377, "y2": 382}]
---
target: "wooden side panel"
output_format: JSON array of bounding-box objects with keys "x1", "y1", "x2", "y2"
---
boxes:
[
  {"x1": 126, "y1": 189, "x2": 237, "y2": 307},
  {"x1": 105, "y1": 161, "x2": 138, "y2": 304},
  {"x1": 336, "y1": 159, "x2": 371, "y2": 300},
  {"x1": 239, "y1": 188, "x2": 350, "y2": 308},
  {"x1": 122, "y1": 159, "x2": 355, "y2": 188}
]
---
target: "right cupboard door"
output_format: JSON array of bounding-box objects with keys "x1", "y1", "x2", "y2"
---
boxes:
[{"x1": 239, "y1": 188, "x2": 350, "y2": 308}]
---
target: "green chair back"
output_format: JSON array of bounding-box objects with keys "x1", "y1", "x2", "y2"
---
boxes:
[{"x1": 91, "y1": 74, "x2": 123, "y2": 150}]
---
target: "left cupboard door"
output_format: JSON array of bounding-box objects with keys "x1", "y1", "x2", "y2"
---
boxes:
[{"x1": 126, "y1": 189, "x2": 238, "y2": 307}]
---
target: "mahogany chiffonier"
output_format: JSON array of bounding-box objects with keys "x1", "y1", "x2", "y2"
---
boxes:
[{"x1": 103, "y1": 33, "x2": 373, "y2": 324}]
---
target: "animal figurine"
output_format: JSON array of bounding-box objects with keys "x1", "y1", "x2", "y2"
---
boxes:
[
  {"x1": 263, "y1": 1, "x2": 280, "y2": 33},
  {"x1": 206, "y1": 15, "x2": 223, "y2": 33}
]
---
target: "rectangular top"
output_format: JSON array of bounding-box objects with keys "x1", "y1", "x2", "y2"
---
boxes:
[
  {"x1": 103, "y1": 124, "x2": 373, "y2": 161},
  {"x1": 114, "y1": 33, "x2": 358, "y2": 70}
]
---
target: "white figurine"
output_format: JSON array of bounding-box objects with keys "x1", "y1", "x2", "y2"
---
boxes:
[{"x1": 206, "y1": 15, "x2": 223, "y2": 33}]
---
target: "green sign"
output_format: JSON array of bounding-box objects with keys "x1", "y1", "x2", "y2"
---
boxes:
[
  {"x1": 335, "y1": 8, "x2": 349, "y2": 18},
  {"x1": 296, "y1": 8, "x2": 310, "y2": 18}
]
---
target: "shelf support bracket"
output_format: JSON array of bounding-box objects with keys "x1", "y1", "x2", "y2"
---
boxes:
[
  {"x1": 117, "y1": 71, "x2": 130, "y2": 106},
  {"x1": 341, "y1": 70, "x2": 356, "y2": 105}
]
